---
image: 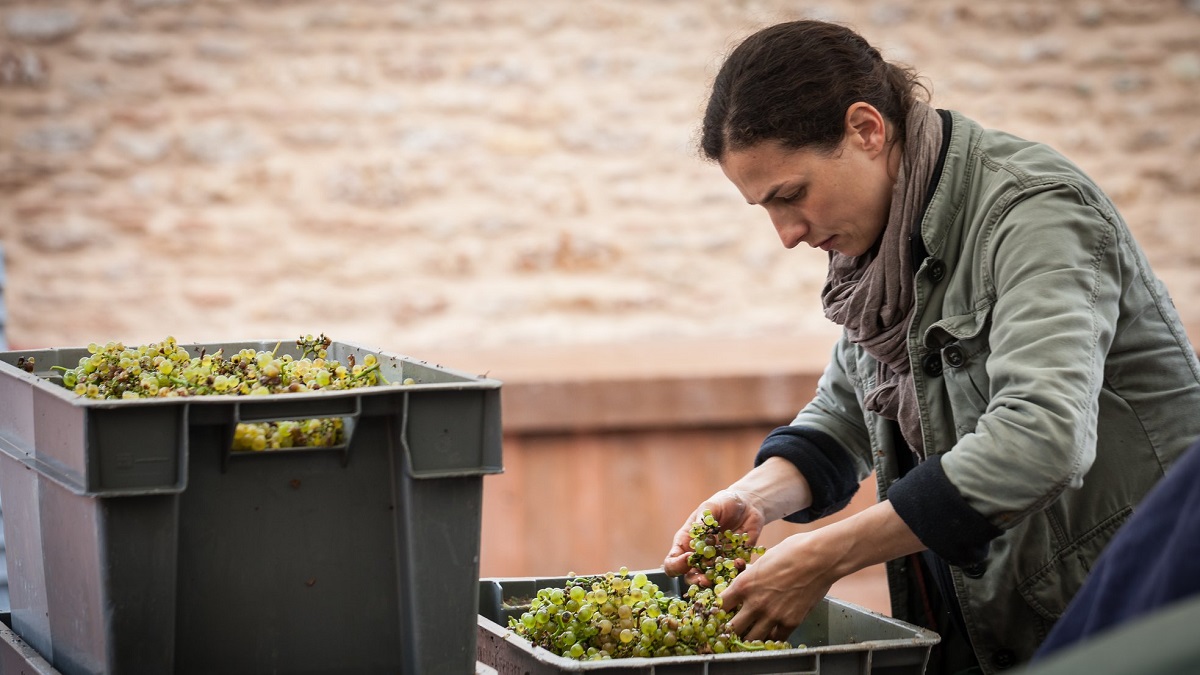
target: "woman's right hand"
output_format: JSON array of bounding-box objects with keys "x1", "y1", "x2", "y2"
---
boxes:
[{"x1": 662, "y1": 489, "x2": 767, "y2": 586}]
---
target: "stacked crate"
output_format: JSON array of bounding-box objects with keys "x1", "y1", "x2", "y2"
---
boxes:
[{"x1": 0, "y1": 340, "x2": 502, "y2": 675}]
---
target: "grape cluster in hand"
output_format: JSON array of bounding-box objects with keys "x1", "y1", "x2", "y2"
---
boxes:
[
  {"x1": 507, "y1": 511, "x2": 792, "y2": 661},
  {"x1": 686, "y1": 508, "x2": 764, "y2": 593},
  {"x1": 52, "y1": 334, "x2": 393, "y2": 451}
]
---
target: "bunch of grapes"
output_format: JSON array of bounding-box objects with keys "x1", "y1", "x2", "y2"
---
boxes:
[
  {"x1": 507, "y1": 510, "x2": 792, "y2": 661},
  {"x1": 51, "y1": 334, "x2": 397, "y2": 451},
  {"x1": 686, "y1": 508, "x2": 763, "y2": 594},
  {"x1": 231, "y1": 418, "x2": 345, "y2": 452}
]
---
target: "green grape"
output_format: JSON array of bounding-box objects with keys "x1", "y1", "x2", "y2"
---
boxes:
[
  {"x1": 506, "y1": 510, "x2": 796, "y2": 661},
  {"x1": 53, "y1": 335, "x2": 397, "y2": 451}
]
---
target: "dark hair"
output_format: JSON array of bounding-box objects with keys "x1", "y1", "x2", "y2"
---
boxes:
[{"x1": 701, "y1": 21, "x2": 927, "y2": 161}]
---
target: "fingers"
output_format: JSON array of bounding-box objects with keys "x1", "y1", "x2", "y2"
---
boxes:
[
  {"x1": 724, "y1": 592, "x2": 768, "y2": 642},
  {"x1": 667, "y1": 559, "x2": 712, "y2": 586},
  {"x1": 662, "y1": 552, "x2": 690, "y2": 577},
  {"x1": 718, "y1": 573, "x2": 744, "y2": 609},
  {"x1": 745, "y1": 622, "x2": 792, "y2": 643},
  {"x1": 727, "y1": 603, "x2": 799, "y2": 643},
  {"x1": 665, "y1": 490, "x2": 756, "y2": 579},
  {"x1": 721, "y1": 572, "x2": 805, "y2": 643},
  {"x1": 663, "y1": 517, "x2": 701, "y2": 576},
  {"x1": 718, "y1": 574, "x2": 747, "y2": 632},
  {"x1": 738, "y1": 618, "x2": 771, "y2": 642}
]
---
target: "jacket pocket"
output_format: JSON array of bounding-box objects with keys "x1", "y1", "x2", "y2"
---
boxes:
[
  {"x1": 1015, "y1": 507, "x2": 1132, "y2": 622},
  {"x1": 925, "y1": 304, "x2": 994, "y2": 438}
]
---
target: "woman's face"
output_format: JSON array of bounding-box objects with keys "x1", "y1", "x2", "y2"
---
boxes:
[{"x1": 719, "y1": 104, "x2": 898, "y2": 257}]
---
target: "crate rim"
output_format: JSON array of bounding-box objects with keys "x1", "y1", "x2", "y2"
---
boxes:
[
  {"x1": 479, "y1": 571, "x2": 940, "y2": 670},
  {"x1": 478, "y1": 609, "x2": 939, "y2": 670},
  {"x1": 0, "y1": 337, "x2": 504, "y2": 408}
]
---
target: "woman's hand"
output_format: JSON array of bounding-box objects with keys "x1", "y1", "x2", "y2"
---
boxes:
[
  {"x1": 719, "y1": 531, "x2": 843, "y2": 641},
  {"x1": 663, "y1": 457, "x2": 814, "y2": 585},
  {"x1": 720, "y1": 500, "x2": 927, "y2": 642},
  {"x1": 662, "y1": 489, "x2": 767, "y2": 585}
]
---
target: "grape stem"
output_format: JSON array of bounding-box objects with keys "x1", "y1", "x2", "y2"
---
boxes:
[
  {"x1": 729, "y1": 636, "x2": 769, "y2": 651},
  {"x1": 351, "y1": 363, "x2": 381, "y2": 380}
]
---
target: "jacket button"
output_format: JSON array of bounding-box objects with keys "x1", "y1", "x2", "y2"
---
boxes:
[
  {"x1": 991, "y1": 648, "x2": 1016, "y2": 670},
  {"x1": 943, "y1": 343, "x2": 966, "y2": 368},
  {"x1": 922, "y1": 352, "x2": 943, "y2": 377},
  {"x1": 927, "y1": 258, "x2": 946, "y2": 283},
  {"x1": 961, "y1": 561, "x2": 987, "y2": 579}
]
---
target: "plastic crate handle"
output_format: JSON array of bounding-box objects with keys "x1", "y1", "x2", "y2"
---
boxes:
[
  {"x1": 219, "y1": 396, "x2": 363, "y2": 472},
  {"x1": 233, "y1": 395, "x2": 362, "y2": 423}
]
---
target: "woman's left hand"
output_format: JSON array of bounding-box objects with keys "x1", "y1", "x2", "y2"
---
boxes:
[
  {"x1": 720, "y1": 500, "x2": 927, "y2": 642},
  {"x1": 719, "y1": 531, "x2": 844, "y2": 642}
]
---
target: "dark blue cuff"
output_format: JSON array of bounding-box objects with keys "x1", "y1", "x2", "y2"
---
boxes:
[
  {"x1": 754, "y1": 426, "x2": 861, "y2": 524},
  {"x1": 888, "y1": 454, "x2": 1003, "y2": 567}
]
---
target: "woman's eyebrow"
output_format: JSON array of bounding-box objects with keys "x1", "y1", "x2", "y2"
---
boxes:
[{"x1": 751, "y1": 183, "x2": 787, "y2": 205}]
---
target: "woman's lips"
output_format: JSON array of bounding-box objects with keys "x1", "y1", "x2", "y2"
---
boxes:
[{"x1": 816, "y1": 236, "x2": 834, "y2": 251}]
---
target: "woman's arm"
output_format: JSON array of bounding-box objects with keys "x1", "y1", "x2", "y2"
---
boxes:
[{"x1": 729, "y1": 455, "x2": 814, "y2": 523}]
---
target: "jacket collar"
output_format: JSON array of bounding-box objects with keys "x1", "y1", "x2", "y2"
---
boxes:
[{"x1": 909, "y1": 109, "x2": 952, "y2": 268}]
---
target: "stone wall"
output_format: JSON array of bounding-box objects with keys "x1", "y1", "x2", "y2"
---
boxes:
[{"x1": 2, "y1": 0, "x2": 1199, "y2": 354}]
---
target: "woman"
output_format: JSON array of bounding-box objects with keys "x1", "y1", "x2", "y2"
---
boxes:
[{"x1": 662, "y1": 20, "x2": 1200, "y2": 675}]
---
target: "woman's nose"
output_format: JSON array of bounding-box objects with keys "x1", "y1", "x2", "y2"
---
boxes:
[{"x1": 770, "y1": 212, "x2": 807, "y2": 249}]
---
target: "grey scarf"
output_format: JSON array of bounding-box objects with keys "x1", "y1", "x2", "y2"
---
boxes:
[{"x1": 821, "y1": 101, "x2": 943, "y2": 457}]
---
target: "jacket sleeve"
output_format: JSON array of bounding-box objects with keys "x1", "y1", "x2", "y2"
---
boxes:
[
  {"x1": 891, "y1": 182, "x2": 1123, "y2": 559},
  {"x1": 757, "y1": 338, "x2": 876, "y2": 523}
]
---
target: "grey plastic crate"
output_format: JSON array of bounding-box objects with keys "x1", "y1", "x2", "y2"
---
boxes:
[
  {"x1": 0, "y1": 339, "x2": 503, "y2": 675},
  {"x1": 1, "y1": 613, "x2": 58, "y2": 675},
  {"x1": 477, "y1": 571, "x2": 938, "y2": 675},
  {"x1": 0, "y1": 242, "x2": 8, "y2": 352},
  {"x1": 1, "y1": 613, "x2": 508, "y2": 675}
]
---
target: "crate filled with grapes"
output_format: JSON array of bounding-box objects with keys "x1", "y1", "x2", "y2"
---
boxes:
[
  {"x1": 477, "y1": 511, "x2": 938, "y2": 674},
  {"x1": 0, "y1": 335, "x2": 502, "y2": 675}
]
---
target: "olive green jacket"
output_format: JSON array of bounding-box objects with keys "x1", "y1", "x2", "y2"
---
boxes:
[{"x1": 789, "y1": 111, "x2": 1200, "y2": 673}]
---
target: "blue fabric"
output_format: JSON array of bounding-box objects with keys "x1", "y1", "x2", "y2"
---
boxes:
[
  {"x1": 1033, "y1": 436, "x2": 1200, "y2": 660},
  {"x1": 0, "y1": 243, "x2": 7, "y2": 610}
]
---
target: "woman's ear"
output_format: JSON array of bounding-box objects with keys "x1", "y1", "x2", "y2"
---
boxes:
[{"x1": 844, "y1": 102, "x2": 888, "y2": 157}]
